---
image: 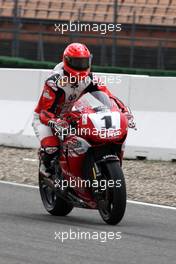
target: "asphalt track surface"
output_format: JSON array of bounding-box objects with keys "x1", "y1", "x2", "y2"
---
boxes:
[{"x1": 0, "y1": 182, "x2": 175, "y2": 264}]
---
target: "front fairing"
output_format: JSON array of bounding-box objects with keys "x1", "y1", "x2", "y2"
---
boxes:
[{"x1": 72, "y1": 92, "x2": 128, "y2": 143}]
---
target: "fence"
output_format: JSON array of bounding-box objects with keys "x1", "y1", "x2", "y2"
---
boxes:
[{"x1": 1, "y1": 27, "x2": 176, "y2": 70}]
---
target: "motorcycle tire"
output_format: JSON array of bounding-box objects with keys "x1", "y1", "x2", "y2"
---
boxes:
[
  {"x1": 39, "y1": 173, "x2": 73, "y2": 216},
  {"x1": 98, "y1": 161, "x2": 126, "y2": 225}
]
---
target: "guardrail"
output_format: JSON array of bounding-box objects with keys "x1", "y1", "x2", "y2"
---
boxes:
[{"x1": 0, "y1": 68, "x2": 176, "y2": 160}]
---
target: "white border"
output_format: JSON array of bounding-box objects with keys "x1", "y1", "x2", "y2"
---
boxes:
[{"x1": 0, "y1": 180, "x2": 175, "y2": 210}]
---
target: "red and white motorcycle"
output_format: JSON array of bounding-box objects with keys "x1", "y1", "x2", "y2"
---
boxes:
[{"x1": 39, "y1": 91, "x2": 130, "y2": 225}]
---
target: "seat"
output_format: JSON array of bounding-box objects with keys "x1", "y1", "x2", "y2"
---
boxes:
[
  {"x1": 36, "y1": 10, "x2": 48, "y2": 19},
  {"x1": 104, "y1": 13, "x2": 113, "y2": 23},
  {"x1": 74, "y1": 0, "x2": 90, "y2": 2},
  {"x1": 142, "y1": 6, "x2": 154, "y2": 15},
  {"x1": 59, "y1": 10, "x2": 72, "y2": 21},
  {"x1": 139, "y1": 14, "x2": 152, "y2": 25},
  {"x1": 49, "y1": 1, "x2": 62, "y2": 9},
  {"x1": 62, "y1": 2, "x2": 74, "y2": 10},
  {"x1": 164, "y1": 16, "x2": 174, "y2": 25},
  {"x1": 96, "y1": 0, "x2": 113, "y2": 2},
  {"x1": 48, "y1": 10, "x2": 59, "y2": 20},
  {"x1": 151, "y1": 15, "x2": 163, "y2": 25},
  {"x1": 136, "y1": 0, "x2": 147, "y2": 3},
  {"x1": 118, "y1": 14, "x2": 129, "y2": 23},
  {"x1": 37, "y1": 1, "x2": 49, "y2": 9},
  {"x1": 127, "y1": 14, "x2": 136, "y2": 23},
  {"x1": 26, "y1": 1, "x2": 37, "y2": 9},
  {"x1": 147, "y1": 0, "x2": 158, "y2": 4},
  {"x1": 119, "y1": 5, "x2": 131, "y2": 14},
  {"x1": 171, "y1": 0, "x2": 176, "y2": 5},
  {"x1": 131, "y1": 6, "x2": 144, "y2": 14},
  {"x1": 1, "y1": 1, "x2": 13, "y2": 8},
  {"x1": 94, "y1": 12, "x2": 106, "y2": 22},
  {"x1": 72, "y1": 11, "x2": 83, "y2": 20},
  {"x1": 155, "y1": 7, "x2": 167, "y2": 15},
  {"x1": 0, "y1": 7, "x2": 13, "y2": 17},
  {"x1": 167, "y1": 7, "x2": 176, "y2": 15},
  {"x1": 81, "y1": 11, "x2": 94, "y2": 22},
  {"x1": 18, "y1": 2, "x2": 26, "y2": 9},
  {"x1": 84, "y1": 3, "x2": 96, "y2": 12},
  {"x1": 96, "y1": 4, "x2": 108, "y2": 13},
  {"x1": 159, "y1": 0, "x2": 170, "y2": 4},
  {"x1": 108, "y1": 5, "x2": 113, "y2": 13},
  {"x1": 123, "y1": 0, "x2": 136, "y2": 3},
  {"x1": 23, "y1": 9, "x2": 36, "y2": 18},
  {"x1": 73, "y1": 2, "x2": 84, "y2": 10}
]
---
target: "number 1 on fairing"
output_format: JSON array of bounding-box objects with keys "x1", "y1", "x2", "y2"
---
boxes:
[{"x1": 101, "y1": 115, "x2": 115, "y2": 129}]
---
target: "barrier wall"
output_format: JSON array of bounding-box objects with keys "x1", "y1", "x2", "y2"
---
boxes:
[{"x1": 0, "y1": 68, "x2": 176, "y2": 160}]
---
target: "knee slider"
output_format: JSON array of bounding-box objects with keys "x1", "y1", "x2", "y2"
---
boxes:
[
  {"x1": 39, "y1": 146, "x2": 59, "y2": 159},
  {"x1": 39, "y1": 147, "x2": 59, "y2": 168},
  {"x1": 44, "y1": 147, "x2": 59, "y2": 155}
]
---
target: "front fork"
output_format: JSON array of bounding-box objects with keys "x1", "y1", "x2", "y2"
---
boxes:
[{"x1": 91, "y1": 156, "x2": 120, "y2": 201}]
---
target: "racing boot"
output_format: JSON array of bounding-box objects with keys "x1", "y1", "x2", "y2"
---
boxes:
[{"x1": 39, "y1": 147, "x2": 59, "y2": 178}]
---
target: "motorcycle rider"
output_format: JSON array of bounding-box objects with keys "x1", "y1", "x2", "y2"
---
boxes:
[{"x1": 32, "y1": 43, "x2": 135, "y2": 177}]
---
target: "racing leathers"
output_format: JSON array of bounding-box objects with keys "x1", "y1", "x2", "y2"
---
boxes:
[{"x1": 32, "y1": 62, "x2": 133, "y2": 177}]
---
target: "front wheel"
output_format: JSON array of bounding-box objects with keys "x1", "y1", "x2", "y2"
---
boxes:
[{"x1": 98, "y1": 161, "x2": 126, "y2": 225}]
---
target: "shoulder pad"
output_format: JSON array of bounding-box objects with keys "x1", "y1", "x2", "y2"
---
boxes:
[
  {"x1": 53, "y1": 62, "x2": 64, "y2": 73},
  {"x1": 46, "y1": 73, "x2": 61, "y2": 91}
]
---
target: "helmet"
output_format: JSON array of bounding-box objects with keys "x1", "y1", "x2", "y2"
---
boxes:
[{"x1": 63, "y1": 43, "x2": 92, "y2": 80}]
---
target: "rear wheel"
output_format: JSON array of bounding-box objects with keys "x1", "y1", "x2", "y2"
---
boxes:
[
  {"x1": 98, "y1": 161, "x2": 126, "y2": 225},
  {"x1": 39, "y1": 173, "x2": 73, "y2": 216}
]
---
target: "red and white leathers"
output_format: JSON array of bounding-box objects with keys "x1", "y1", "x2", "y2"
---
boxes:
[
  {"x1": 32, "y1": 62, "x2": 133, "y2": 175},
  {"x1": 33, "y1": 62, "x2": 131, "y2": 147}
]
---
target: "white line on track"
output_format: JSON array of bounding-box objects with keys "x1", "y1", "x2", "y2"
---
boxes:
[
  {"x1": 0, "y1": 180, "x2": 38, "y2": 189},
  {"x1": 23, "y1": 158, "x2": 38, "y2": 162},
  {"x1": 127, "y1": 200, "x2": 176, "y2": 210},
  {"x1": 0, "y1": 180, "x2": 176, "y2": 211}
]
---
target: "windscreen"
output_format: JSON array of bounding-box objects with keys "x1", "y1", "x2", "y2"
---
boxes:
[{"x1": 73, "y1": 91, "x2": 113, "y2": 112}]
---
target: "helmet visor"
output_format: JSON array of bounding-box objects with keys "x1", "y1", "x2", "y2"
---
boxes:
[{"x1": 65, "y1": 56, "x2": 92, "y2": 71}]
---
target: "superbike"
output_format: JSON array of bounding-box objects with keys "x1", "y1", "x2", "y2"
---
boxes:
[{"x1": 39, "y1": 91, "x2": 132, "y2": 225}]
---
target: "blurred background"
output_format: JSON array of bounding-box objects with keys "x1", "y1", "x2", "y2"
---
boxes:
[{"x1": 0, "y1": 0, "x2": 176, "y2": 70}]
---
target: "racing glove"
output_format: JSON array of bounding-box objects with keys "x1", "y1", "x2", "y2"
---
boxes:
[
  {"x1": 124, "y1": 108, "x2": 137, "y2": 129},
  {"x1": 48, "y1": 119, "x2": 69, "y2": 140},
  {"x1": 39, "y1": 110, "x2": 55, "y2": 126}
]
